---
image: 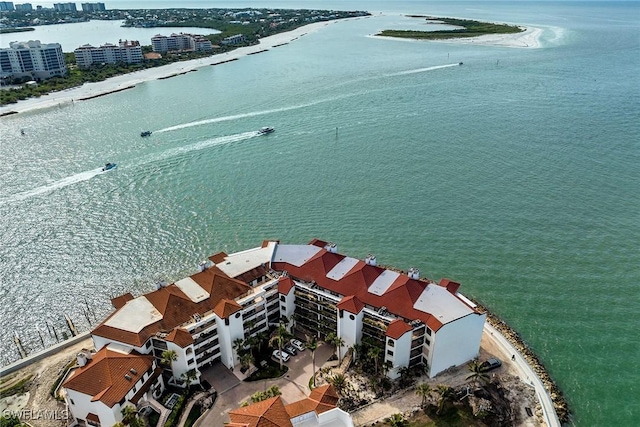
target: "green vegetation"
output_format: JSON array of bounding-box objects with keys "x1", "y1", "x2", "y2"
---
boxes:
[
  {"x1": 0, "y1": 374, "x2": 32, "y2": 398},
  {"x1": 0, "y1": 415, "x2": 28, "y2": 427},
  {"x1": 377, "y1": 17, "x2": 522, "y2": 40},
  {"x1": 163, "y1": 393, "x2": 186, "y2": 427},
  {"x1": 183, "y1": 404, "x2": 202, "y2": 427}
]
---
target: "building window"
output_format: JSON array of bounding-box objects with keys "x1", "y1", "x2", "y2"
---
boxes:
[
  {"x1": 388, "y1": 339, "x2": 395, "y2": 347},
  {"x1": 425, "y1": 338, "x2": 431, "y2": 346},
  {"x1": 70, "y1": 399, "x2": 75, "y2": 405},
  {"x1": 188, "y1": 358, "x2": 195, "y2": 365},
  {"x1": 349, "y1": 314, "x2": 355, "y2": 320},
  {"x1": 280, "y1": 295, "x2": 286, "y2": 302},
  {"x1": 387, "y1": 349, "x2": 393, "y2": 356},
  {"x1": 145, "y1": 341, "x2": 151, "y2": 349},
  {"x1": 225, "y1": 318, "x2": 229, "y2": 325},
  {"x1": 186, "y1": 347, "x2": 193, "y2": 354},
  {"x1": 235, "y1": 313, "x2": 241, "y2": 318},
  {"x1": 426, "y1": 327, "x2": 432, "y2": 336}
]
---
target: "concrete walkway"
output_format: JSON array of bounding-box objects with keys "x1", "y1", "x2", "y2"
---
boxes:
[
  {"x1": 195, "y1": 343, "x2": 333, "y2": 426},
  {"x1": 484, "y1": 323, "x2": 561, "y2": 427}
]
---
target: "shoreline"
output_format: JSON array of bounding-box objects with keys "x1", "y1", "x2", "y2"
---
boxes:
[
  {"x1": 373, "y1": 25, "x2": 542, "y2": 49},
  {"x1": 0, "y1": 15, "x2": 544, "y2": 117},
  {"x1": 0, "y1": 19, "x2": 336, "y2": 116},
  {"x1": 475, "y1": 302, "x2": 570, "y2": 425}
]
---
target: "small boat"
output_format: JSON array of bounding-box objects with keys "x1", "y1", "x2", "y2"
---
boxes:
[
  {"x1": 459, "y1": 62, "x2": 464, "y2": 66},
  {"x1": 258, "y1": 127, "x2": 274, "y2": 135},
  {"x1": 102, "y1": 162, "x2": 117, "y2": 172},
  {"x1": 140, "y1": 131, "x2": 152, "y2": 137}
]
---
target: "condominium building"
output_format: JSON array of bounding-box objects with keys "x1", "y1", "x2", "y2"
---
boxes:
[
  {"x1": 0, "y1": 40, "x2": 66, "y2": 80},
  {"x1": 81, "y1": 2, "x2": 105, "y2": 12},
  {"x1": 63, "y1": 347, "x2": 164, "y2": 427},
  {"x1": 14, "y1": 3, "x2": 32, "y2": 12},
  {"x1": 221, "y1": 34, "x2": 246, "y2": 45},
  {"x1": 74, "y1": 40, "x2": 143, "y2": 68},
  {"x1": 53, "y1": 2, "x2": 77, "y2": 12},
  {"x1": 0, "y1": 2, "x2": 14, "y2": 11},
  {"x1": 151, "y1": 33, "x2": 213, "y2": 53},
  {"x1": 64, "y1": 239, "x2": 484, "y2": 426}
]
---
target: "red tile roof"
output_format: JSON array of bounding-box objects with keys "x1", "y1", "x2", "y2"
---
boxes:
[
  {"x1": 277, "y1": 276, "x2": 295, "y2": 295},
  {"x1": 86, "y1": 413, "x2": 99, "y2": 423},
  {"x1": 440, "y1": 278, "x2": 461, "y2": 294},
  {"x1": 165, "y1": 328, "x2": 194, "y2": 348},
  {"x1": 386, "y1": 319, "x2": 413, "y2": 339},
  {"x1": 209, "y1": 251, "x2": 228, "y2": 264},
  {"x1": 337, "y1": 295, "x2": 364, "y2": 314},
  {"x1": 227, "y1": 396, "x2": 293, "y2": 427},
  {"x1": 92, "y1": 268, "x2": 250, "y2": 347},
  {"x1": 63, "y1": 347, "x2": 155, "y2": 408},
  {"x1": 111, "y1": 293, "x2": 134, "y2": 309},
  {"x1": 272, "y1": 247, "x2": 459, "y2": 332},
  {"x1": 214, "y1": 299, "x2": 243, "y2": 319},
  {"x1": 284, "y1": 384, "x2": 339, "y2": 418}
]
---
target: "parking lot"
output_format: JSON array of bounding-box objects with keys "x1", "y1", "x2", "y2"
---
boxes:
[{"x1": 196, "y1": 342, "x2": 334, "y2": 426}]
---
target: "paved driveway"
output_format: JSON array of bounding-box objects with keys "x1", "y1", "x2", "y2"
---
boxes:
[{"x1": 195, "y1": 343, "x2": 333, "y2": 426}]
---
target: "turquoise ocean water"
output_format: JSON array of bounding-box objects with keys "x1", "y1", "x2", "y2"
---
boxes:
[{"x1": 1, "y1": 2, "x2": 638, "y2": 425}]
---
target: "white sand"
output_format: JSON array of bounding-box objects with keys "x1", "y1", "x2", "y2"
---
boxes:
[
  {"x1": 0, "y1": 20, "x2": 334, "y2": 116},
  {"x1": 434, "y1": 26, "x2": 543, "y2": 48}
]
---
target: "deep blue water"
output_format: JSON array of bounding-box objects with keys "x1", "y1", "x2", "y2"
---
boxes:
[{"x1": 1, "y1": 2, "x2": 638, "y2": 426}]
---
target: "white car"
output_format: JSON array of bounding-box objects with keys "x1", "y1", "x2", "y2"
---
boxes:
[
  {"x1": 290, "y1": 339, "x2": 306, "y2": 352},
  {"x1": 272, "y1": 350, "x2": 290, "y2": 363}
]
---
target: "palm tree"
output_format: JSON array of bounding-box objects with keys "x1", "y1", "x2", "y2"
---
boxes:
[
  {"x1": 325, "y1": 332, "x2": 345, "y2": 360},
  {"x1": 329, "y1": 373, "x2": 347, "y2": 395},
  {"x1": 387, "y1": 413, "x2": 408, "y2": 427},
  {"x1": 269, "y1": 323, "x2": 293, "y2": 370},
  {"x1": 415, "y1": 383, "x2": 432, "y2": 408},
  {"x1": 435, "y1": 384, "x2": 454, "y2": 415},
  {"x1": 383, "y1": 360, "x2": 394, "y2": 376},
  {"x1": 367, "y1": 345, "x2": 382, "y2": 375},
  {"x1": 232, "y1": 337, "x2": 245, "y2": 363},
  {"x1": 466, "y1": 360, "x2": 490, "y2": 388},
  {"x1": 306, "y1": 335, "x2": 319, "y2": 387},
  {"x1": 181, "y1": 368, "x2": 198, "y2": 390},
  {"x1": 121, "y1": 405, "x2": 138, "y2": 426},
  {"x1": 160, "y1": 349, "x2": 177, "y2": 368},
  {"x1": 240, "y1": 352, "x2": 255, "y2": 371}
]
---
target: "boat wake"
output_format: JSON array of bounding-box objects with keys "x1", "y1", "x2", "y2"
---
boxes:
[
  {"x1": 1, "y1": 168, "x2": 104, "y2": 204},
  {"x1": 387, "y1": 63, "x2": 461, "y2": 76},
  {"x1": 135, "y1": 131, "x2": 259, "y2": 167}
]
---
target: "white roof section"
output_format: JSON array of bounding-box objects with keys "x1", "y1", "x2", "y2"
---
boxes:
[
  {"x1": 326, "y1": 257, "x2": 359, "y2": 281},
  {"x1": 368, "y1": 270, "x2": 401, "y2": 296},
  {"x1": 413, "y1": 284, "x2": 474, "y2": 324},
  {"x1": 215, "y1": 241, "x2": 277, "y2": 278},
  {"x1": 175, "y1": 277, "x2": 209, "y2": 303},
  {"x1": 272, "y1": 244, "x2": 322, "y2": 267},
  {"x1": 104, "y1": 297, "x2": 162, "y2": 333}
]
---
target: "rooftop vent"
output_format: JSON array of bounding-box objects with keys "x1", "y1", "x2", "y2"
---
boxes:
[
  {"x1": 124, "y1": 374, "x2": 132, "y2": 381},
  {"x1": 365, "y1": 254, "x2": 377, "y2": 266},
  {"x1": 408, "y1": 267, "x2": 419, "y2": 280},
  {"x1": 130, "y1": 368, "x2": 138, "y2": 375},
  {"x1": 325, "y1": 242, "x2": 338, "y2": 253}
]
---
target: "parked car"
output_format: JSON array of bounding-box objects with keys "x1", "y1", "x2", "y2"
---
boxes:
[
  {"x1": 284, "y1": 344, "x2": 297, "y2": 356},
  {"x1": 480, "y1": 358, "x2": 502, "y2": 371},
  {"x1": 272, "y1": 350, "x2": 290, "y2": 363},
  {"x1": 290, "y1": 339, "x2": 306, "y2": 352}
]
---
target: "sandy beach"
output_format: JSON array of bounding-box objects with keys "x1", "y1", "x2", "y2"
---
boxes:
[
  {"x1": 0, "y1": 19, "x2": 336, "y2": 116},
  {"x1": 0, "y1": 17, "x2": 544, "y2": 117}
]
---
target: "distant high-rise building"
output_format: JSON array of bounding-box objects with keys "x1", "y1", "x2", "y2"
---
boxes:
[
  {"x1": 53, "y1": 2, "x2": 77, "y2": 12},
  {"x1": 14, "y1": 3, "x2": 32, "y2": 11},
  {"x1": 151, "y1": 33, "x2": 213, "y2": 53},
  {"x1": 81, "y1": 2, "x2": 105, "y2": 12},
  {"x1": 0, "y1": 1, "x2": 15, "y2": 11},
  {"x1": 0, "y1": 40, "x2": 67, "y2": 81},
  {"x1": 74, "y1": 40, "x2": 143, "y2": 68}
]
